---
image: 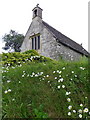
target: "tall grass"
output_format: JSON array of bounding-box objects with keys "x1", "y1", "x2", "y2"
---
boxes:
[{"x1": 1, "y1": 50, "x2": 90, "y2": 118}]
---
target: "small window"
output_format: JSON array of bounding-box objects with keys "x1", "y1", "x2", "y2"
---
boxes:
[
  {"x1": 32, "y1": 38, "x2": 34, "y2": 49},
  {"x1": 34, "y1": 10, "x2": 37, "y2": 17},
  {"x1": 35, "y1": 36, "x2": 37, "y2": 50},
  {"x1": 38, "y1": 36, "x2": 40, "y2": 49}
]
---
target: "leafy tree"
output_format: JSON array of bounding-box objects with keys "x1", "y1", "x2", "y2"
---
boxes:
[{"x1": 2, "y1": 30, "x2": 24, "y2": 52}]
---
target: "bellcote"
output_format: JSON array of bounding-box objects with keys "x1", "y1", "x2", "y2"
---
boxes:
[{"x1": 32, "y1": 4, "x2": 43, "y2": 19}]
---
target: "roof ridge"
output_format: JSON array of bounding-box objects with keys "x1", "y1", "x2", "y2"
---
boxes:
[{"x1": 42, "y1": 21, "x2": 89, "y2": 56}]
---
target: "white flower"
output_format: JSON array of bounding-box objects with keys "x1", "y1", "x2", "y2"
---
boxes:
[
  {"x1": 65, "y1": 92, "x2": 71, "y2": 95},
  {"x1": 7, "y1": 80, "x2": 11, "y2": 83},
  {"x1": 8, "y1": 89, "x2": 11, "y2": 92},
  {"x1": 79, "y1": 114, "x2": 82, "y2": 118},
  {"x1": 68, "y1": 105, "x2": 72, "y2": 110},
  {"x1": 75, "y1": 75, "x2": 77, "y2": 77},
  {"x1": 80, "y1": 104, "x2": 83, "y2": 107},
  {"x1": 73, "y1": 110, "x2": 76, "y2": 113},
  {"x1": 78, "y1": 109, "x2": 82, "y2": 113},
  {"x1": 35, "y1": 74, "x2": 38, "y2": 77},
  {"x1": 32, "y1": 72, "x2": 35, "y2": 75},
  {"x1": 40, "y1": 72, "x2": 43, "y2": 75},
  {"x1": 58, "y1": 80, "x2": 61, "y2": 82},
  {"x1": 22, "y1": 74, "x2": 24, "y2": 77},
  {"x1": 57, "y1": 70, "x2": 59, "y2": 73},
  {"x1": 67, "y1": 98, "x2": 71, "y2": 102},
  {"x1": 59, "y1": 75, "x2": 61, "y2": 77},
  {"x1": 59, "y1": 71, "x2": 62, "y2": 74},
  {"x1": 70, "y1": 78, "x2": 73, "y2": 81},
  {"x1": 72, "y1": 71, "x2": 74, "y2": 73},
  {"x1": 62, "y1": 85, "x2": 65, "y2": 88},
  {"x1": 46, "y1": 75, "x2": 49, "y2": 77},
  {"x1": 83, "y1": 108, "x2": 89, "y2": 113},
  {"x1": 80, "y1": 67, "x2": 85, "y2": 70},
  {"x1": 60, "y1": 78, "x2": 64, "y2": 82},
  {"x1": 53, "y1": 71, "x2": 55, "y2": 73},
  {"x1": 62, "y1": 67, "x2": 65, "y2": 70},
  {"x1": 55, "y1": 77, "x2": 57, "y2": 79},
  {"x1": 57, "y1": 86, "x2": 60, "y2": 89},
  {"x1": 68, "y1": 112, "x2": 71, "y2": 116},
  {"x1": 12, "y1": 98, "x2": 15, "y2": 101},
  {"x1": 4, "y1": 90, "x2": 8, "y2": 94},
  {"x1": 19, "y1": 81, "x2": 21, "y2": 83}
]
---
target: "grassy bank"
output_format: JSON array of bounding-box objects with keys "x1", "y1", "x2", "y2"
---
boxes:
[{"x1": 1, "y1": 50, "x2": 90, "y2": 118}]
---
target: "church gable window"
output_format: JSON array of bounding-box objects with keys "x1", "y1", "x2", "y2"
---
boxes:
[{"x1": 30, "y1": 33, "x2": 40, "y2": 50}]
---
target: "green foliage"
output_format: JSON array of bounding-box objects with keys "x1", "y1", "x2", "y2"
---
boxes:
[
  {"x1": 2, "y1": 30, "x2": 24, "y2": 52},
  {"x1": 1, "y1": 50, "x2": 90, "y2": 118},
  {"x1": 1, "y1": 50, "x2": 52, "y2": 67}
]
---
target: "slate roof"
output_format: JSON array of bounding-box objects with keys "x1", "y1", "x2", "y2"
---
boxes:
[{"x1": 42, "y1": 21, "x2": 90, "y2": 57}]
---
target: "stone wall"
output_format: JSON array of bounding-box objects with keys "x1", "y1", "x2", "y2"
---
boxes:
[{"x1": 21, "y1": 17, "x2": 82, "y2": 61}]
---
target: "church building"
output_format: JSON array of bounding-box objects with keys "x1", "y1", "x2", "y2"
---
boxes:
[{"x1": 21, "y1": 4, "x2": 89, "y2": 60}]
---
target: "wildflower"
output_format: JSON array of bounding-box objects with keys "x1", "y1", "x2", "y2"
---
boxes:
[
  {"x1": 46, "y1": 75, "x2": 49, "y2": 77},
  {"x1": 22, "y1": 74, "x2": 24, "y2": 77},
  {"x1": 79, "y1": 114, "x2": 82, "y2": 118},
  {"x1": 53, "y1": 71, "x2": 55, "y2": 73},
  {"x1": 59, "y1": 75, "x2": 61, "y2": 77},
  {"x1": 80, "y1": 67, "x2": 85, "y2": 70},
  {"x1": 57, "y1": 70, "x2": 59, "y2": 73},
  {"x1": 58, "y1": 80, "x2": 61, "y2": 82},
  {"x1": 75, "y1": 75, "x2": 77, "y2": 77},
  {"x1": 19, "y1": 81, "x2": 21, "y2": 83},
  {"x1": 83, "y1": 108, "x2": 89, "y2": 113},
  {"x1": 32, "y1": 72, "x2": 35, "y2": 75},
  {"x1": 85, "y1": 97, "x2": 87, "y2": 99},
  {"x1": 23, "y1": 71, "x2": 25, "y2": 73},
  {"x1": 27, "y1": 74, "x2": 29, "y2": 77},
  {"x1": 70, "y1": 78, "x2": 73, "y2": 81},
  {"x1": 59, "y1": 71, "x2": 62, "y2": 74},
  {"x1": 80, "y1": 104, "x2": 83, "y2": 107},
  {"x1": 57, "y1": 86, "x2": 60, "y2": 89},
  {"x1": 62, "y1": 85, "x2": 65, "y2": 88},
  {"x1": 68, "y1": 112, "x2": 71, "y2": 116},
  {"x1": 42, "y1": 78, "x2": 44, "y2": 80},
  {"x1": 48, "y1": 81, "x2": 50, "y2": 83},
  {"x1": 72, "y1": 71, "x2": 74, "y2": 73},
  {"x1": 62, "y1": 67, "x2": 65, "y2": 70},
  {"x1": 65, "y1": 92, "x2": 71, "y2": 95},
  {"x1": 68, "y1": 105, "x2": 72, "y2": 110},
  {"x1": 12, "y1": 98, "x2": 15, "y2": 101},
  {"x1": 4, "y1": 90, "x2": 8, "y2": 94},
  {"x1": 35, "y1": 74, "x2": 38, "y2": 77},
  {"x1": 55, "y1": 77, "x2": 57, "y2": 79},
  {"x1": 60, "y1": 78, "x2": 64, "y2": 82},
  {"x1": 40, "y1": 72, "x2": 43, "y2": 75},
  {"x1": 73, "y1": 110, "x2": 76, "y2": 113},
  {"x1": 8, "y1": 89, "x2": 11, "y2": 92},
  {"x1": 78, "y1": 109, "x2": 82, "y2": 113},
  {"x1": 67, "y1": 98, "x2": 71, "y2": 102},
  {"x1": 7, "y1": 80, "x2": 11, "y2": 83}
]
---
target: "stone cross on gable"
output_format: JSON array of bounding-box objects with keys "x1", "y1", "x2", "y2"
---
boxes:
[{"x1": 36, "y1": 4, "x2": 39, "y2": 7}]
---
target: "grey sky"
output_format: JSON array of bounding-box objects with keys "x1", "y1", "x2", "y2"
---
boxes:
[{"x1": 0, "y1": 0, "x2": 89, "y2": 53}]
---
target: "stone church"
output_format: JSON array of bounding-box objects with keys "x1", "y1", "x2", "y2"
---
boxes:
[{"x1": 21, "y1": 4, "x2": 89, "y2": 61}]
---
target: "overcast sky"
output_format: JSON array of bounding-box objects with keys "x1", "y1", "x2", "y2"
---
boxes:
[{"x1": 0, "y1": 0, "x2": 89, "y2": 53}]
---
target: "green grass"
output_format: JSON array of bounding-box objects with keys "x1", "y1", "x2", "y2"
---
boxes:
[{"x1": 1, "y1": 50, "x2": 90, "y2": 118}]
